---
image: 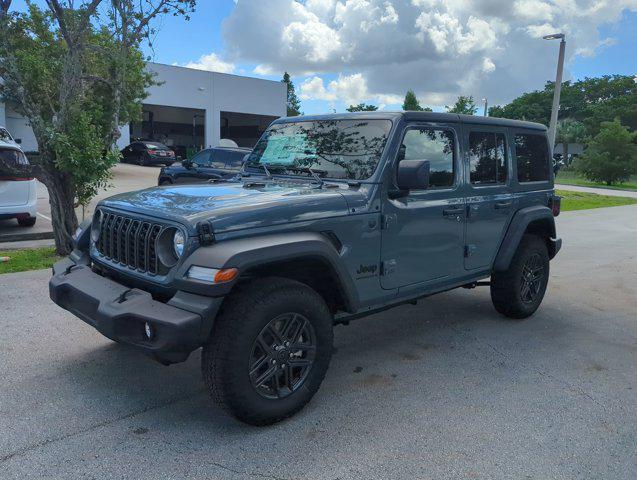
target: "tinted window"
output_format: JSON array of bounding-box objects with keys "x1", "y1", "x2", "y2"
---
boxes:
[
  {"x1": 209, "y1": 150, "x2": 228, "y2": 169},
  {"x1": 144, "y1": 142, "x2": 168, "y2": 150},
  {"x1": 191, "y1": 150, "x2": 212, "y2": 167},
  {"x1": 226, "y1": 151, "x2": 247, "y2": 169},
  {"x1": 0, "y1": 148, "x2": 29, "y2": 172},
  {"x1": 247, "y1": 119, "x2": 392, "y2": 180},
  {"x1": 515, "y1": 134, "x2": 550, "y2": 182},
  {"x1": 469, "y1": 132, "x2": 507, "y2": 185},
  {"x1": 0, "y1": 128, "x2": 13, "y2": 142},
  {"x1": 401, "y1": 128, "x2": 455, "y2": 188}
]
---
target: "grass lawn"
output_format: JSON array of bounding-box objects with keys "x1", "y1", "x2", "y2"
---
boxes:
[
  {"x1": 0, "y1": 247, "x2": 60, "y2": 274},
  {"x1": 556, "y1": 170, "x2": 637, "y2": 191},
  {"x1": 556, "y1": 189, "x2": 637, "y2": 212}
]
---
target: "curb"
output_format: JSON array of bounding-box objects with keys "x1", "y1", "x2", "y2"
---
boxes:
[{"x1": 0, "y1": 231, "x2": 55, "y2": 243}]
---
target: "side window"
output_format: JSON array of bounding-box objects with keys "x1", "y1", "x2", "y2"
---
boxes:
[
  {"x1": 468, "y1": 132, "x2": 508, "y2": 185},
  {"x1": 209, "y1": 150, "x2": 228, "y2": 169},
  {"x1": 515, "y1": 133, "x2": 550, "y2": 182},
  {"x1": 401, "y1": 128, "x2": 455, "y2": 188},
  {"x1": 192, "y1": 150, "x2": 211, "y2": 167},
  {"x1": 226, "y1": 152, "x2": 245, "y2": 169}
]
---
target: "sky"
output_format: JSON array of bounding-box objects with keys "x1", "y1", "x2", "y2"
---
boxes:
[{"x1": 9, "y1": 0, "x2": 637, "y2": 114}]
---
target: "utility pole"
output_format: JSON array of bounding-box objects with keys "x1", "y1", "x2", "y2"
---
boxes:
[
  {"x1": 482, "y1": 98, "x2": 488, "y2": 116},
  {"x1": 543, "y1": 33, "x2": 566, "y2": 151}
]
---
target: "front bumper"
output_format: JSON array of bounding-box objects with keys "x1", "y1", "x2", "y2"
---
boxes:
[{"x1": 49, "y1": 257, "x2": 223, "y2": 364}]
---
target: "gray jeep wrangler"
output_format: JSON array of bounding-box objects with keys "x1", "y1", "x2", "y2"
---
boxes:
[{"x1": 50, "y1": 112, "x2": 561, "y2": 425}]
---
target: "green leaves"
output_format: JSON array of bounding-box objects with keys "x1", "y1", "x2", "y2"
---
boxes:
[
  {"x1": 446, "y1": 95, "x2": 477, "y2": 115},
  {"x1": 573, "y1": 120, "x2": 637, "y2": 186}
]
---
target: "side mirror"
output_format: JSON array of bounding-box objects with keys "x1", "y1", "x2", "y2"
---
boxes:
[
  {"x1": 15, "y1": 138, "x2": 22, "y2": 144},
  {"x1": 396, "y1": 159, "x2": 430, "y2": 192},
  {"x1": 183, "y1": 159, "x2": 193, "y2": 169}
]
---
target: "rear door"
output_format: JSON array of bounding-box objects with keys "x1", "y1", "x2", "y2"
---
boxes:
[
  {"x1": 380, "y1": 122, "x2": 466, "y2": 290},
  {"x1": 0, "y1": 148, "x2": 31, "y2": 206},
  {"x1": 463, "y1": 127, "x2": 514, "y2": 270}
]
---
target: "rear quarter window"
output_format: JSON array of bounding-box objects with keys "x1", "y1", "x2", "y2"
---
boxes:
[{"x1": 515, "y1": 133, "x2": 550, "y2": 183}]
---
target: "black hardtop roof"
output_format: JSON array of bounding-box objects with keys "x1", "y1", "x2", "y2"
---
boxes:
[{"x1": 274, "y1": 111, "x2": 546, "y2": 131}]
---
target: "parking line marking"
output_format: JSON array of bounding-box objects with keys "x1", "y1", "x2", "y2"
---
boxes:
[{"x1": 37, "y1": 212, "x2": 52, "y2": 222}]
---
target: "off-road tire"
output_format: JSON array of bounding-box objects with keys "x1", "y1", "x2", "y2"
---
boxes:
[
  {"x1": 490, "y1": 234, "x2": 549, "y2": 319},
  {"x1": 17, "y1": 216, "x2": 36, "y2": 227},
  {"x1": 201, "y1": 277, "x2": 334, "y2": 426}
]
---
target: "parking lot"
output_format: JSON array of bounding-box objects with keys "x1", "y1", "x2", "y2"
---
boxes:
[
  {"x1": 1, "y1": 202, "x2": 635, "y2": 479},
  {"x1": 0, "y1": 164, "x2": 160, "y2": 246}
]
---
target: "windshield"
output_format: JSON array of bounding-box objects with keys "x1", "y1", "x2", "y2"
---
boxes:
[
  {"x1": 245, "y1": 119, "x2": 392, "y2": 180},
  {"x1": 144, "y1": 142, "x2": 168, "y2": 150}
]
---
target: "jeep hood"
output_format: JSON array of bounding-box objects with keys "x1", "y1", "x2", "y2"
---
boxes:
[{"x1": 99, "y1": 182, "x2": 356, "y2": 234}]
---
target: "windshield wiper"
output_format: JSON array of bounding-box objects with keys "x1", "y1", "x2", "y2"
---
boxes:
[
  {"x1": 245, "y1": 162, "x2": 272, "y2": 179},
  {"x1": 288, "y1": 166, "x2": 326, "y2": 188}
]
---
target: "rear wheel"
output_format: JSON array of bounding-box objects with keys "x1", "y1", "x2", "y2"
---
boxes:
[
  {"x1": 201, "y1": 277, "x2": 333, "y2": 425},
  {"x1": 17, "y1": 216, "x2": 36, "y2": 227},
  {"x1": 137, "y1": 154, "x2": 146, "y2": 166},
  {"x1": 490, "y1": 235, "x2": 549, "y2": 319}
]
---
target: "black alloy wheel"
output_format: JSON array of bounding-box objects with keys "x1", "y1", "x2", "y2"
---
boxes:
[
  {"x1": 249, "y1": 312, "x2": 316, "y2": 399},
  {"x1": 520, "y1": 252, "x2": 545, "y2": 304}
]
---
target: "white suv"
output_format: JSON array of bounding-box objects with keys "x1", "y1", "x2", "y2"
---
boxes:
[{"x1": 0, "y1": 132, "x2": 37, "y2": 227}]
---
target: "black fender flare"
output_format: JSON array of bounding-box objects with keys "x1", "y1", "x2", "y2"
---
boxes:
[
  {"x1": 174, "y1": 232, "x2": 359, "y2": 312},
  {"x1": 493, "y1": 205, "x2": 559, "y2": 272}
]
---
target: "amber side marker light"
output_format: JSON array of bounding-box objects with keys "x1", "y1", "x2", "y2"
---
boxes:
[{"x1": 186, "y1": 266, "x2": 238, "y2": 283}]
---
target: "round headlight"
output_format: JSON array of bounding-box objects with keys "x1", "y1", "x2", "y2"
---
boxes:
[
  {"x1": 173, "y1": 230, "x2": 185, "y2": 257},
  {"x1": 91, "y1": 210, "x2": 102, "y2": 242}
]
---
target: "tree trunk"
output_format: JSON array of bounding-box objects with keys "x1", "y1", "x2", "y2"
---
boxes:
[{"x1": 46, "y1": 175, "x2": 79, "y2": 256}]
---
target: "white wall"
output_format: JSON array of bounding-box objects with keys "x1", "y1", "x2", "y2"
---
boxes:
[
  {"x1": 145, "y1": 63, "x2": 286, "y2": 147},
  {"x1": 0, "y1": 63, "x2": 286, "y2": 152}
]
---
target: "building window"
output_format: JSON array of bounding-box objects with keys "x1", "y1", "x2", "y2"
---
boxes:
[
  {"x1": 469, "y1": 131, "x2": 508, "y2": 185},
  {"x1": 515, "y1": 133, "x2": 550, "y2": 182},
  {"x1": 401, "y1": 128, "x2": 455, "y2": 188}
]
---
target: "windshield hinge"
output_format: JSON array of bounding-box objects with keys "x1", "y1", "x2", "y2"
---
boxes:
[{"x1": 197, "y1": 222, "x2": 215, "y2": 246}]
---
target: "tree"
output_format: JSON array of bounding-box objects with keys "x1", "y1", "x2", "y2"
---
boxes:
[
  {"x1": 282, "y1": 72, "x2": 302, "y2": 116},
  {"x1": 573, "y1": 120, "x2": 637, "y2": 185},
  {"x1": 446, "y1": 95, "x2": 477, "y2": 115},
  {"x1": 346, "y1": 103, "x2": 378, "y2": 112},
  {"x1": 555, "y1": 119, "x2": 587, "y2": 165},
  {"x1": 0, "y1": 0, "x2": 195, "y2": 255},
  {"x1": 488, "y1": 75, "x2": 637, "y2": 134},
  {"x1": 402, "y1": 90, "x2": 431, "y2": 111}
]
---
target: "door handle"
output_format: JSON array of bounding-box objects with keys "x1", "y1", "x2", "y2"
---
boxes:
[
  {"x1": 443, "y1": 207, "x2": 464, "y2": 217},
  {"x1": 494, "y1": 201, "x2": 512, "y2": 210}
]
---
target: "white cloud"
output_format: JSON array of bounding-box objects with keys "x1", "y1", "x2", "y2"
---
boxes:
[
  {"x1": 300, "y1": 73, "x2": 403, "y2": 107},
  {"x1": 220, "y1": 0, "x2": 637, "y2": 105},
  {"x1": 176, "y1": 53, "x2": 235, "y2": 73}
]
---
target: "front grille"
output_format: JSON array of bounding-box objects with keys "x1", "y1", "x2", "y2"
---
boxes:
[{"x1": 95, "y1": 211, "x2": 165, "y2": 275}]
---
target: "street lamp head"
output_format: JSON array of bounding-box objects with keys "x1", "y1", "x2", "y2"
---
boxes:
[{"x1": 543, "y1": 33, "x2": 565, "y2": 40}]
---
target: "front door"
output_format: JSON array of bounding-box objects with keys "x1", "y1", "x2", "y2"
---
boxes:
[
  {"x1": 380, "y1": 123, "x2": 466, "y2": 290},
  {"x1": 463, "y1": 128, "x2": 515, "y2": 270}
]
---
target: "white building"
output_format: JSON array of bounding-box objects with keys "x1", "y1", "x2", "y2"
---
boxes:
[{"x1": 0, "y1": 62, "x2": 287, "y2": 155}]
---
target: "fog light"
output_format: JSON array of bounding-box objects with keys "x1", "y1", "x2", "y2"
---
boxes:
[{"x1": 144, "y1": 322, "x2": 153, "y2": 340}]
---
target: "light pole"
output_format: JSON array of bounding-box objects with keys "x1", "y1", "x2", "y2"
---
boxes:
[
  {"x1": 482, "y1": 98, "x2": 488, "y2": 116},
  {"x1": 543, "y1": 33, "x2": 566, "y2": 151}
]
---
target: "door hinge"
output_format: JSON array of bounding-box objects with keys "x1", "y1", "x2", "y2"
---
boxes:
[
  {"x1": 465, "y1": 244, "x2": 477, "y2": 257},
  {"x1": 196, "y1": 221, "x2": 215, "y2": 245},
  {"x1": 381, "y1": 259, "x2": 397, "y2": 276},
  {"x1": 381, "y1": 214, "x2": 397, "y2": 230}
]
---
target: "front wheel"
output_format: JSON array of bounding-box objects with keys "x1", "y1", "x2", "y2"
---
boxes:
[
  {"x1": 202, "y1": 277, "x2": 333, "y2": 425},
  {"x1": 490, "y1": 235, "x2": 549, "y2": 319}
]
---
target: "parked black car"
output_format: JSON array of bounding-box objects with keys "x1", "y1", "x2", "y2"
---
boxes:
[
  {"x1": 121, "y1": 141, "x2": 176, "y2": 167},
  {"x1": 157, "y1": 146, "x2": 250, "y2": 185}
]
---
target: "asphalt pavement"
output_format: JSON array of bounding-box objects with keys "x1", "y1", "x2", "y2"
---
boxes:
[{"x1": 0, "y1": 205, "x2": 636, "y2": 479}]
